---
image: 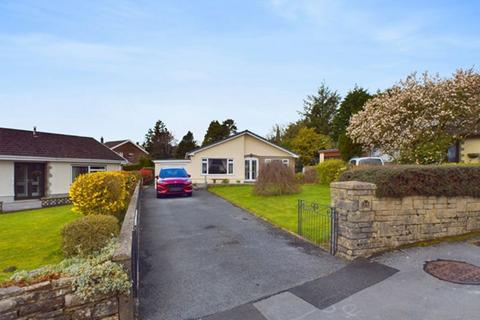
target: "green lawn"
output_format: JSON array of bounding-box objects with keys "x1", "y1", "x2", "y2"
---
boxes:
[
  {"x1": 0, "y1": 206, "x2": 81, "y2": 282},
  {"x1": 209, "y1": 184, "x2": 331, "y2": 241}
]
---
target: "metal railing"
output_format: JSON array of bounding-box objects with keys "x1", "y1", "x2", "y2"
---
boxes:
[{"x1": 298, "y1": 200, "x2": 338, "y2": 255}]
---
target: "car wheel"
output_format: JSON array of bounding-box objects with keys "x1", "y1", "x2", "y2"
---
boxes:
[
  {"x1": 156, "y1": 193, "x2": 162, "y2": 199},
  {"x1": 187, "y1": 193, "x2": 192, "y2": 197}
]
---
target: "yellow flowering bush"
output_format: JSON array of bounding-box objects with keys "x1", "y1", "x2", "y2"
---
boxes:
[{"x1": 69, "y1": 171, "x2": 138, "y2": 216}]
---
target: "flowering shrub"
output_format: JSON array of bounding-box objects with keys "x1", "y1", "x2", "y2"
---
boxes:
[
  {"x1": 69, "y1": 171, "x2": 138, "y2": 216},
  {"x1": 316, "y1": 160, "x2": 347, "y2": 184},
  {"x1": 62, "y1": 215, "x2": 120, "y2": 257},
  {"x1": 9, "y1": 240, "x2": 130, "y2": 301},
  {"x1": 347, "y1": 69, "x2": 480, "y2": 164}
]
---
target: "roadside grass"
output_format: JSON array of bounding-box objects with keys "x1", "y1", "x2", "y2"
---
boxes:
[
  {"x1": 209, "y1": 184, "x2": 331, "y2": 243},
  {"x1": 0, "y1": 206, "x2": 81, "y2": 282}
]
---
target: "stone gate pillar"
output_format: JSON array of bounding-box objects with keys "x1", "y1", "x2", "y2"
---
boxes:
[{"x1": 330, "y1": 181, "x2": 377, "y2": 260}]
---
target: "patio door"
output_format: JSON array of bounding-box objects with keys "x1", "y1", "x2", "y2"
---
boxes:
[
  {"x1": 14, "y1": 163, "x2": 45, "y2": 200},
  {"x1": 244, "y1": 157, "x2": 258, "y2": 181}
]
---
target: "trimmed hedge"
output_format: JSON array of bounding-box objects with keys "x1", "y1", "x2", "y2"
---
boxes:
[
  {"x1": 69, "y1": 171, "x2": 139, "y2": 217},
  {"x1": 338, "y1": 165, "x2": 480, "y2": 198},
  {"x1": 62, "y1": 215, "x2": 120, "y2": 257}
]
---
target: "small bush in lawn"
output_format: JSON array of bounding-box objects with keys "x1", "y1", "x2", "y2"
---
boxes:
[
  {"x1": 253, "y1": 161, "x2": 301, "y2": 196},
  {"x1": 316, "y1": 159, "x2": 347, "y2": 184},
  {"x1": 303, "y1": 167, "x2": 318, "y2": 183},
  {"x1": 338, "y1": 165, "x2": 480, "y2": 198},
  {"x1": 62, "y1": 215, "x2": 120, "y2": 257}
]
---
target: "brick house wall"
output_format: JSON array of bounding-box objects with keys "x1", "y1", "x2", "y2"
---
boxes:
[{"x1": 112, "y1": 142, "x2": 148, "y2": 164}]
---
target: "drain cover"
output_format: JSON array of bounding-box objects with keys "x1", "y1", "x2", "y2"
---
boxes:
[{"x1": 424, "y1": 259, "x2": 480, "y2": 285}]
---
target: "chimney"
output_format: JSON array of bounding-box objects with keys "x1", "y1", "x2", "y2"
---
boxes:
[
  {"x1": 33, "y1": 126, "x2": 38, "y2": 138},
  {"x1": 101, "y1": 136, "x2": 104, "y2": 144}
]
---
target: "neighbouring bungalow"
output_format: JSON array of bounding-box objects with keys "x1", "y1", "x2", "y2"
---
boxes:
[
  {"x1": 0, "y1": 127, "x2": 125, "y2": 212},
  {"x1": 104, "y1": 139, "x2": 149, "y2": 164},
  {"x1": 154, "y1": 130, "x2": 299, "y2": 184},
  {"x1": 448, "y1": 135, "x2": 480, "y2": 163}
]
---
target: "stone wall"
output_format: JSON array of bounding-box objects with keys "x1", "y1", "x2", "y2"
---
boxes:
[
  {"x1": 0, "y1": 278, "x2": 118, "y2": 320},
  {"x1": 331, "y1": 181, "x2": 480, "y2": 260}
]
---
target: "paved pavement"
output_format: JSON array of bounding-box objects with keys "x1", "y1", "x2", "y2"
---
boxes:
[
  {"x1": 318, "y1": 241, "x2": 480, "y2": 320},
  {"x1": 138, "y1": 188, "x2": 345, "y2": 320},
  {"x1": 204, "y1": 241, "x2": 480, "y2": 320}
]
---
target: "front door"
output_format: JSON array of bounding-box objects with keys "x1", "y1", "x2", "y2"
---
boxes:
[
  {"x1": 244, "y1": 158, "x2": 258, "y2": 181},
  {"x1": 14, "y1": 163, "x2": 45, "y2": 200}
]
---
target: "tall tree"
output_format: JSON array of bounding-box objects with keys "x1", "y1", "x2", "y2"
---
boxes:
[
  {"x1": 143, "y1": 120, "x2": 175, "y2": 159},
  {"x1": 300, "y1": 83, "x2": 341, "y2": 137},
  {"x1": 175, "y1": 131, "x2": 197, "y2": 159},
  {"x1": 266, "y1": 124, "x2": 285, "y2": 145},
  {"x1": 202, "y1": 119, "x2": 238, "y2": 146},
  {"x1": 332, "y1": 86, "x2": 372, "y2": 160},
  {"x1": 290, "y1": 127, "x2": 332, "y2": 166}
]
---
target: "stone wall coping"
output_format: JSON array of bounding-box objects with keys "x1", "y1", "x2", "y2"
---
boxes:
[
  {"x1": 330, "y1": 181, "x2": 377, "y2": 190},
  {"x1": 112, "y1": 182, "x2": 140, "y2": 264}
]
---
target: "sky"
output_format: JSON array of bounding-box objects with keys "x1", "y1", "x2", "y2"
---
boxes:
[{"x1": 0, "y1": 0, "x2": 479, "y2": 145}]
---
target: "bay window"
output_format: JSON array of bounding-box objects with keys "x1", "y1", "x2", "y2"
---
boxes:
[{"x1": 201, "y1": 158, "x2": 234, "y2": 175}]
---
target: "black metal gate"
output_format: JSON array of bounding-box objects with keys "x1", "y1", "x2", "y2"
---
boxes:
[{"x1": 297, "y1": 200, "x2": 338, "y2": 255}]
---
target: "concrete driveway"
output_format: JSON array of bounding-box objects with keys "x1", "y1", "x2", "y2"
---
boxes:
[{"x1": 138, "y1": 188, "x2": 345, "y2": 320}]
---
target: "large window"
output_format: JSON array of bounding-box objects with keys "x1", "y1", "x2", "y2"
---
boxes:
[
  {"x1": 72, "y1": 165, "x2": 106, "y2": 181},
  {"x1": 201, "y1": 158, "x2": 234, "y2": 175}
]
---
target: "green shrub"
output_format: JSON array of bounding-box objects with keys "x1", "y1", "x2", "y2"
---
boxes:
[
  {"x1": 253, "y1": 161, "x2": 301, "y2": 196},
  {"x1": 62, "y1": 215, "x2": 120, "y2": 257},
  {"x1": 316, "y1": 160, "x2": 347, "y2": 184},
  {"x1": 222, "y1": 179, "x2": 230, "y2": 184},
  {"x1": 338, "y1": 165, "x2": 480, "y2": 198}
]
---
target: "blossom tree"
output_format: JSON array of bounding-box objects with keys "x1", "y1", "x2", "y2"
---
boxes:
[{"x1": 347, "y1": 69, "x2": 480, "y2": 164}]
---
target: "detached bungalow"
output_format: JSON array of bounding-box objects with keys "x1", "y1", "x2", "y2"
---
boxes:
[
  {"x1": 154, "y1": 130, "x2": 299, "y2": 184},
  {"x1": 0, "y1": 127, "x2": 125, "y2": 212}
]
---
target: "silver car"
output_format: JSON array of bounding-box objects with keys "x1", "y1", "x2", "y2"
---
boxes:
[{"x1": 349, "y1": 157, "x2": 384, "y2": 166}]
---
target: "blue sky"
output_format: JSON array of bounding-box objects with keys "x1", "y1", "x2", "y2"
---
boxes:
[{"x1": 0, "y1": 0, "x2": 479, "y2": 144}]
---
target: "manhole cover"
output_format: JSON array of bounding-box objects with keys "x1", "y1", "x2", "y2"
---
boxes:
[{"x1": 424, "y1": 259, "x2": 480, "y2": 285}]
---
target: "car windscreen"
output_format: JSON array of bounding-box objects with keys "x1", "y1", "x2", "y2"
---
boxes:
[
  {"x1": 160, "y1": 168, "x2": 188, "y2": 178},
  {"x1": 358, "y1": 158, "x2": 383, "y2": 165}
]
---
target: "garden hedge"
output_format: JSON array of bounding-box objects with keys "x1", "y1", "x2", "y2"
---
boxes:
[
  {"x1": 62, "y1": 215, "x2": 120, "y2": 257},
  {"x1": 338, "y1": 165, "x2": 480, "y2": 198}
]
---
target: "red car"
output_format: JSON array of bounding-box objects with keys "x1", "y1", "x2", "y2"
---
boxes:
[{"x1": 156, "y1": 168, "x2": 193, "y2": 198}]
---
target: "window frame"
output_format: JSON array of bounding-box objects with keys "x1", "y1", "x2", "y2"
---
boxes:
[
  {"x1": 264, "y1": 158, "x2": 289, "y2": 166},
  {"x1": 71, "y1": 165, "x2": 107, "y2": 182},
  {"x1": 201, "y1": 158, "x2": 234, "y2": 175}
]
